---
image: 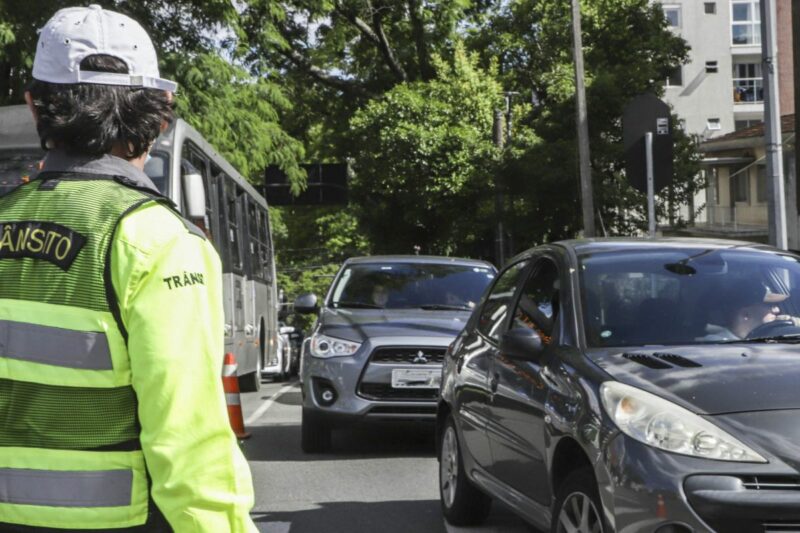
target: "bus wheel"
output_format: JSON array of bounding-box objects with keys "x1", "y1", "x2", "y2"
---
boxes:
[{"x1": 239, "y1": 355, "x2": 262, "y2": 393}]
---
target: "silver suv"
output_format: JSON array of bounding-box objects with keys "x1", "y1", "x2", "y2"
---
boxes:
[{"x1": 294, "y1": 255, "x2": 496, "y2": 453}]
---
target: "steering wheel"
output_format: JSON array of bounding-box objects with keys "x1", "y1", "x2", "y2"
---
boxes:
[{"x1": 745, "y1": 319, "x2": 799, "y2": 340}]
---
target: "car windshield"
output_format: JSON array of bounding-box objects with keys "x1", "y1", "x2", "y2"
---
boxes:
[
  {"x1": 0, "y1": 151, "x2": 42, "y2": 197},
  {"x1": 329, "y1": 262, "x2": 495, "y2": 310},
  {"x1": 580, "y1": 247, "x2": 800, "y2": 347}
]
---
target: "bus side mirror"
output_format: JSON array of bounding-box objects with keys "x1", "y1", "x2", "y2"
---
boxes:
[{"x1": 182, "y1": 172, "x2": 206, "y2": 219}]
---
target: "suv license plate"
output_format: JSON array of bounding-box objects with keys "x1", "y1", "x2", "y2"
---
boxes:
[{"x1": 391, "y1": 368, "x2": 441, "y2": 389}]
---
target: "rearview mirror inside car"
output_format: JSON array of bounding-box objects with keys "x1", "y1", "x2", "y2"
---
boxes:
[
  {"x1": 294, "y1": 293, "x2": 319, "y2": 314},
  {"x1": 500, "y1": 328, "x2": 544, "y2": 361}
]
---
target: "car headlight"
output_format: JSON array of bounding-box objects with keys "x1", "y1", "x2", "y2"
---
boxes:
[
  {"x1": 600, "y1": 381, "x2": 766, "y2": 463},
  {"x1": 309, "y1": 334, "x2": 361, "y2": 358}
]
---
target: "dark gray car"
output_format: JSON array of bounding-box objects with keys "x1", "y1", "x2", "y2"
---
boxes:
[
  {"x1": 295, "y1": 255, "x2": 496, "y2": 453},
  {"x1": 438, "y1": 238, "x2": 800, "y2": 532}
]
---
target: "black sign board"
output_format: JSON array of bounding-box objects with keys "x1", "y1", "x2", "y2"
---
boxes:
[
  {"x1": 265, "y1": 163, "x2": 348, "y2": 206},
  {"x1": 623, "y1": 94, "x2": 674, "y2": 193}
]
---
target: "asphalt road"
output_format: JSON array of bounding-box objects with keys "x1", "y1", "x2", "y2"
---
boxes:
[{"x1": 240, "y1": 379, "x2": 536, "y2": 533}]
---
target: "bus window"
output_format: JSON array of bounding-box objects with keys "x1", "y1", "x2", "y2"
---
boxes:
[
  {"x1": 144, "y1": 151, "x2": 169, "y2": 195},
  {"x1": 259, "y1": 209, "x2": 272, "y2": 281},
  {"x1": 225, "y1": 178, "x2": 243, "y2": 272}
]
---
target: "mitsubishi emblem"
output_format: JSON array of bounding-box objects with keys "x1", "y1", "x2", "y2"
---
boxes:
[{"x1": 412, "y1": 350, "x2": 428, "y2": 364}]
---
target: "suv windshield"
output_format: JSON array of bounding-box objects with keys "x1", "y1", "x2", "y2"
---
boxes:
[
  {"x1": 580, "y1": 247, "x2": 800, "y2": 347},
  {"x1": 330, "y1": 262, "x2": 495, "y2": 310},
  {"x1": 0, "y1": 151, "x2": 42, "y2": 197}
]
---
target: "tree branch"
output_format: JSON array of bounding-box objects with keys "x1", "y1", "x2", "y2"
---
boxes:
[
  {"x1": 369, "y1": 1, "x2": 407, "y2": 82},
  {"x1": 277, "y1": 38, "x2": 371, "y2": 97},
  {"x1": 333, "y1": 1, "x2": 380, "y2": 44},
  {"x1": 407, "y1": 0, "x2": 433, "y2": 81}
]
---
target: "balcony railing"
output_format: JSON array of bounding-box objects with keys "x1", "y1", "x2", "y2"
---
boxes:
[
  {"x1": 733, "y1": 78, "x2": 764, "y2": 103},
  {"x1": 704, "y1": 204, "x2": 767, "y2": 230}
]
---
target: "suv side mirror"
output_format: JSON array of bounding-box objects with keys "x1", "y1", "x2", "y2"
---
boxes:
[
  {"x1": 294, "y1": 293, "x2": 318, "y2": 314},
  {"x1": 182, "y1": 172, "x2": 206, "y2": 220},
  {"x1": 500, "y1": 328, "x2": 544, "y2": 361}
]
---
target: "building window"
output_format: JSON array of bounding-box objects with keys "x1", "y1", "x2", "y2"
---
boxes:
[
  {"x1": 732, "y1": 0, "x2": 761, "y2": 45},
  {"x1": 756, "y1": 165, "x2": 768, "y2": 203},
  {"x1": 733, "y1": 63, "x2": 763, "y2": 102},
  {"x1": 733, "y1": 169, "x2": 750, "y2": 202},
  {"x1": 705, "y1": 2, "x2": 717, "y2": 14},
  {"x1": 666, "y1": 66, "x2": 683, "y2": 87},
  {"x1": 663, "y1": 5, "x2": 681, "y2": 28},
  {"x1": 705, "y1": 61, "x2": 719, "y2": 73},
  {"x1": 735, "y1": 119, "x2": 762, "y2": 130},
  {"x1": 707, "y1": 118, "x2": 722, "y2": 131}
]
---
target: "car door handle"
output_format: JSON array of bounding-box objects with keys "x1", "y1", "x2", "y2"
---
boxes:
[{"x1": 490, "y1": 372, "x2": 499, "y2": 393}]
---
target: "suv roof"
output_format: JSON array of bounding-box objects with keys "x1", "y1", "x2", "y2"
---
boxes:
[{"x1": 344, "y1": 255, "x2": 495, "y2": 268}]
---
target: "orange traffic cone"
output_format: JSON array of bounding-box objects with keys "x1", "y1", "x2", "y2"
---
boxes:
[{"x1": 222, "y1": 352, "x2": 250, "y2": 439}]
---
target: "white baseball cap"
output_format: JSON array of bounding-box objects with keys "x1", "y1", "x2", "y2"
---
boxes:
[{"x1": 32, "y1": 5, "x2": 177, "y2": 92}]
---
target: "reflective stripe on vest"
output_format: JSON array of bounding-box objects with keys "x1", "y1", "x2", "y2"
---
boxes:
[
  {"x1": 0, "y1": 468, "x2": 132, "y2": 507},
  {"x1": 0, "y1": 319, "x2": 112, "y2": 370}
]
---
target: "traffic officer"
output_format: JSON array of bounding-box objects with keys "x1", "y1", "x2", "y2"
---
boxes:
[{"x1": 0, "y1": 5, "x2": 257, "y2": 532}]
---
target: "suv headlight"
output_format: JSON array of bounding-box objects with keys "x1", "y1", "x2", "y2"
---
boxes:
[
  {"x1": 309, "y1": 334, "x2": 361, "y2": 359},
  {"x1": 600, "y1": 381, "x2": 766, "y2": 463}
]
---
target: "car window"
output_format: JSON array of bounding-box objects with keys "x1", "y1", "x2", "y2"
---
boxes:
[
  {"x1": 477, "y1": 260, "x2": 529, "y2": 342},
  {"x1": 330, "y1": 262, "x2": 495, "y2": 310},
  {"x1": 511, "y1": 259, "x2": 559, "y2": 344},
  {"x1": 580, "y1": 248, "x2": 800, "y2": 346}
]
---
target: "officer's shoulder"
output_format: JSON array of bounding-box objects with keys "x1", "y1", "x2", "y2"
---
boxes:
[{"x1": 115, "y1": 201, "x2": 208, "y2": 255}]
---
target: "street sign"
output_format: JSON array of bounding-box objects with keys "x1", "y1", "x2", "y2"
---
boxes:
[
  {"x1": 264, "y1": 163, "x2": 349, "y2": 206},
  {"x1": 623, "y1": 94, "x2": 674, "y2": 193}
]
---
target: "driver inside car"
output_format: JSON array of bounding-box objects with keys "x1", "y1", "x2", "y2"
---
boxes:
[{"x1": 702, "y1": 281, "x2": 799, "y2": 340}]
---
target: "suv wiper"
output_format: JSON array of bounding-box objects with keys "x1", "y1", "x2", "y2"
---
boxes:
[
  {"x1": 334, "y1": 301, "x2": 384, "y2": 309},
  {"x1": 418, "y1": 304, "x2": 472, "y2": 311}
]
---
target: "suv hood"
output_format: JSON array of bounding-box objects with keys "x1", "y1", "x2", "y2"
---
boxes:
[
  {"x1": 587, "y1": 344, "x2": 800, "y2": 415},
  {"x1": 317, "y1": 307, "x2": 469, "y2": 343}
]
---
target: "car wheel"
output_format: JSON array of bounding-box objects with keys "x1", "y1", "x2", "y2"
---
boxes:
[
  {"x1": 439, "y1": 415, "x2": 492, "y2": 526},
  {"x1": 301, "y1": 409, "x2": 331, "y2": 453},
  {"x1": 552, "y1": 468, "x2": 607, "y2": 533}
]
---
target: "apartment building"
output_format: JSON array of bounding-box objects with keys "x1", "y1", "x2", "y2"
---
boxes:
[{"x1": 656, "y1": 0, "x2": 794, "y2": 138}]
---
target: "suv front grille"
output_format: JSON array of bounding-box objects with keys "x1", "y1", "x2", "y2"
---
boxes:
[
  {"x1": 370, "y1": 346, "x2": 446, "y2": 365},
  {"x1": 358, "y1": 383, "x2": 439, "y2": 401}
]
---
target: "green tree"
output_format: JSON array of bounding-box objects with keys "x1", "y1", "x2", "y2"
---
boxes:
[
  {"x1": 469, "y1": 0, "x2": 698, "y2": 246},
  {"x1": 349, "y1": 45, "x2": 503, "y2": 257}
]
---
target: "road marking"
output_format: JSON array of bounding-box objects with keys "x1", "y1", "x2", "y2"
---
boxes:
[{"x1": 245, "y1": 381, "x2": 297, "y2": 425}]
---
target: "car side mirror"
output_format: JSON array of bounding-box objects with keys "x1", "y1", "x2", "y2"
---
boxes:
[
  {"x1": 500, "y1": 328, "x2": 544, "y2": 361},
  {"x1": 182, "y1": 172, "x2": 206, "y2": 220},
  {"x1": 294, "y1": 293, "x2": 318, "y2": 314}
]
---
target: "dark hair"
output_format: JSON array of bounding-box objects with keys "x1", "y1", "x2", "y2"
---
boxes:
[{"x1": 27, "y1": 55, "x2": 174, "y2": 158}]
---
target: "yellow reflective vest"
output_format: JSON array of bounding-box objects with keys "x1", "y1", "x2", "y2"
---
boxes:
[{"x1": 0, "y1": 166, "x2": 257, "y2": 532}]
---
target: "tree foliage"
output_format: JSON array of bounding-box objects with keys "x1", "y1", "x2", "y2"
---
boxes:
[{"x1": 349, "y1": 45, "x2": 502, "y2": 257}]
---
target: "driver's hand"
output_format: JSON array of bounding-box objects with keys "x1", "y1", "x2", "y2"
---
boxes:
[{"x1": 768, "y1": 314, "x2": 800, "y2": 326}]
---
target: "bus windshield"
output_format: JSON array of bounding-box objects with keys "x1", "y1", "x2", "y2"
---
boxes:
[
  {"x1": 330, "y1": 262, "x2": 496, "y2": 310},
  {"x1": 0, "y1": 151, "x2": 42, "y2": 197}
]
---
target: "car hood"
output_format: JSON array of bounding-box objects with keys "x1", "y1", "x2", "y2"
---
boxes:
[
  {"x1": 587, "y1": 344, "x2": 800, "y2": 415},
  {"x1": 714, "y1": 410, "x2": 800, "y2": 472},
  {"x1": 316, "y1": 307, "x2": 470, "y2": 343}
]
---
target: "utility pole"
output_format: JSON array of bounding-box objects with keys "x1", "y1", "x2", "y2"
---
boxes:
[
  {"x1": 761, "y1": 0, "x2": 788, "y2": 249},
  {"x1": 570, "y1": 0, "x2": 595, "y2": 237},
  {"x1": 493, "y1": 109, "x2": 506, "y2": 266}
]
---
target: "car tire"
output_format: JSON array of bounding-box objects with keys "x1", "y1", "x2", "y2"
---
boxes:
[
  {"x1": 301, "y1": 409, "x2": 331, "y2": 453},
  {"x1": 551, "y1": 468, "x2": 608, "y2": 533},
  {"x1": 439, "y1": 415, "x2": 492, "y2": 526}
]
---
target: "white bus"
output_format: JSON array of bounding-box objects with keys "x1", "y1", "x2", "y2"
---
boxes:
[{"x1": 0, "y1": 105, "x2": 278, "y2": 392}]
